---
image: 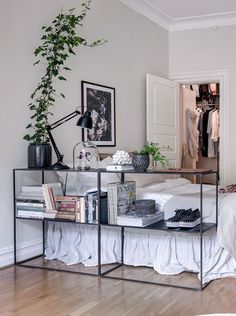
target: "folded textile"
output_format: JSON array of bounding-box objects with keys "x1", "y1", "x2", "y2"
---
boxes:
[{"x1": 219, "y1": 184, "x2": 236, "y2": 193}]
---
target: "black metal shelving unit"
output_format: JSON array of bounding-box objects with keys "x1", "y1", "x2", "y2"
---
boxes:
[
  {"x1": 13, "y1": 168, "x2": 102, "y2": 277},
  {"x1": 13, "y1": 168, "x2": 218, "y2": 290}
]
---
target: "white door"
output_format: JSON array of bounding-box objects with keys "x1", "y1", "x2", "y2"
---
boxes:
[{"x1": 146, "y1": 74, "x2": 180, "y2": 168}]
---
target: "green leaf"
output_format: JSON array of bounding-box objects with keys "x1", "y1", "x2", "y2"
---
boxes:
[
  {"x1": 45, "y1": 26, "x2": 52, "y2": 32},
  {"x1": 58, "y1": 76, "x2": 66, "y2": 81},
  {"x1": 23, "y1": 134, "x2": 31, "y2": 141}
]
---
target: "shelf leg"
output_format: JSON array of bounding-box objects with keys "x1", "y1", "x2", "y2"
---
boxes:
[
  {"x1": 13, "y1": 169, "x2": 16, "y2": 264},
  {"x1": 97, "y1": 171, "x2": 101, "y2": 276},
  {"x1": 121, "y1": 226, "x2": 124, "y2": 265},
  {"x1": 199, "y1": 173, "x2": 203, "y2": 290}
]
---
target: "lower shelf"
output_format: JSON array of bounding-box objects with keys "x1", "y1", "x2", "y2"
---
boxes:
[
  {"x1": 102, "y1": 220, "x2": 216, "y2": 233},
  {"x1": 102, "y1": 264, "x2": 205, "y2": 290},
  {"x1": 16, "y1": 256, "x2": 206, "y2": 290},
  {"x1": 16, "y1": 255, "x2": 117, "y2": 276}
]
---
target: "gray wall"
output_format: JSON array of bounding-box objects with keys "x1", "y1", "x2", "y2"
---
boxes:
[
  {"x1": 0, "y1": 0, "x2": 169, "y2": 264},
  {"x1": 169, "y1": 25, "x2": 235, "y2": 182}
]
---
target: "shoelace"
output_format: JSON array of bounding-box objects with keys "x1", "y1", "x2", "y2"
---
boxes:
[
  {"x1": 181, "y1": 209, "x2": 200, "y2": 222},
  {"x1": 169, "y1": 208, "x2": 192, "y2": 222}
]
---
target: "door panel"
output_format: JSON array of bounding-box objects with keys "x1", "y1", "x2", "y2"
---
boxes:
[{"x1": 146, "y1": 74, "x2": 180, "y2": 168}]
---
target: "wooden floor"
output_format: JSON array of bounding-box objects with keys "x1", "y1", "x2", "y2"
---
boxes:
[{"x1": 1, "y1": 265, "x2": 236, "y2": 316}]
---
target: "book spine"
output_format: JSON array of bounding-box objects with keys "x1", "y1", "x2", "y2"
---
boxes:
[
  {"x1": 80, "y1": 197, "x2": 86, "y2": 223},
  {"x1": 16, "y1": 206, "x2": 44, "y2": 212},
  {"x1": 16, "y1": 202, "x2": 44, "y2": 208},
  {"x1": 17, "y1": 210, "x2": 45, "y2": 217},
  {"x1": 75, "y1": 200, "x2": 80, "y2": 222},
  {"x1": 42, "y1": 184, "x2": 51, "y2": 210},
  {"x1": 54, "y1": 195, "x2": 77, "y2": 202},
  {"x1": 21, "y1": 186, "x2": 42, "y2": 193},
  {"x1": 48, "y1": 187, "x2": 56, "y2": 210}
]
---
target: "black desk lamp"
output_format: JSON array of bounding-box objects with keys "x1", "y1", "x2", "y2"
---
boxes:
[{"x1": 46, "y1": 108, "x2": 92, "y2": 170}]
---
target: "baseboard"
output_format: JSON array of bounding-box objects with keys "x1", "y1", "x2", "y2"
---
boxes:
[{"x1": 0, "y1": 239, "x2": 42, "y2": 268}]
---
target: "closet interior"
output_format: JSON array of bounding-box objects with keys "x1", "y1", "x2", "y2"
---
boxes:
[{"x1": 181, "y1": 83, "x2": 220, "y2": 184}]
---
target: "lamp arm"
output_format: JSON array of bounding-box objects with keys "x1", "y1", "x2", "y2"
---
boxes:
[
  {"x1": 46, "y1": 108, "x2": 81, "y2": 165},
  {"x1": 49, "y1": 109, "x2": 81, "y2": 131},
  {"x1": 46, "y1": 127, "x2": 63, "y2": 163}
]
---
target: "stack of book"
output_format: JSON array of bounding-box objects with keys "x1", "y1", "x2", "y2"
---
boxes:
[
  {"x1": 16, "y1": 183, "x2": 63, "y2": 219},
  {"x1": 42, "y1": 183, "x2": 64, "y2": 218},
  {"x1": 107, "y1": 181, "x2": 136, "y2": 224},
  {"x1": 117, "y1": 211, "x2": 164, "y2": 227},
  {"x1": 16, "y1": 201, "x2": 44, "y2": 219},
  {"x1": 54, "y1": 195, "x2": 82, "y2": 222},
  {"x1": 86, "y1": 191, "x2": 108, "y2": 224},
  {"x1": 17, "y1": 185, "x2": 44, "y2": 201}
]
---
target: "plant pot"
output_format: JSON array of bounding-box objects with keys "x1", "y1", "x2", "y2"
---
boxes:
[
  {"x1": 132, "y1": 153, "x2": 150, "y2": 172},
  {"x1": 28, "y1": 143, "x2": 52, "y2": 168}
]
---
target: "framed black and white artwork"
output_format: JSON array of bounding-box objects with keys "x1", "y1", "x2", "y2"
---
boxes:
[{"x1": 81, "y1": 81, "x2": 116, "y2": 147}]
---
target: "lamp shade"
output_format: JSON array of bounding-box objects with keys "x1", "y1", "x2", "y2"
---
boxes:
[{"x1": 77, "y1": 111, "x2": 93, "y2": 129}]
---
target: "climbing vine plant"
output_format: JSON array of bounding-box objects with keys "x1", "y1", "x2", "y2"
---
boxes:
[{"x1": 24, "y1": 0, "x2": 106, "y2": 144}]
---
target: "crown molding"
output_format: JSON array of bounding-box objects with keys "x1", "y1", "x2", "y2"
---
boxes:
[
  {"x1": 120, "y1": 0, "x2": 236, "y2": 31},
  {"x1": 170, "y1": 11, "x2": 236, "y2": 31},
  {"x1": 120, "y1": 0, "x2": 171, "y2": 30}
]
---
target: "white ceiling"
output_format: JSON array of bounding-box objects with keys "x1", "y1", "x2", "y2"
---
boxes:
[{"x1": 120, "y1": 0, "x2": 236, "y2": 31}]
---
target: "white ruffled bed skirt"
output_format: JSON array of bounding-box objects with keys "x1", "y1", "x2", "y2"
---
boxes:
[{"x1": 45, "y1": 223, "x2": 236, "y2": 284}]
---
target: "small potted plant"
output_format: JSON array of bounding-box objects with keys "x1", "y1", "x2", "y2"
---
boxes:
[
  {"x1": 24, "y1": 1, "x2": 106, "y2": 168},
  {"x1": 132, "y1": 142, "x2": 169, "y2": 171}
]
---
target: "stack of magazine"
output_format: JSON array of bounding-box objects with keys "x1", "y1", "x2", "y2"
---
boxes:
[
  {"x1": 107, "y1": 181, "x2": 136, "y2": 224},
  {"x1": 117, "y1": 211, "x2": 164, "y2": 227}
]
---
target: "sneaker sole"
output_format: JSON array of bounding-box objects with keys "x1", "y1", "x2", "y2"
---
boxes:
[
  {"x1": 178, "y1": 218, "x2": 201, "y2": 228},
  {"x1": 166, "y1": 221, "x2": 180, "y2": 228}
]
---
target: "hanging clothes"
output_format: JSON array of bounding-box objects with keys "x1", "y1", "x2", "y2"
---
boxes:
[
  {"x1": 211, "y1": 109, "x2": 220, "y2": 142},
  {"x1": 207, "y1": 109, "x2": 219, "y2": 158},
  {"x1": 210, "y1": 83, "x2": 217, "y2": 96},
  {"x1": 207, "y1": 110, "x2": 216, "y2": 158},
  {"x1": 185, "y1": 108, "x2": 199, "y2": 160},
  {"x1": 198, "y1": 109, "x2": 211, "y2": 157}
]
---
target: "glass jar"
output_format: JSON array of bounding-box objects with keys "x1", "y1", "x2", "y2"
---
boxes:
[{"x1": 73, "y1": 141, "x2": 99, "y2": 170}]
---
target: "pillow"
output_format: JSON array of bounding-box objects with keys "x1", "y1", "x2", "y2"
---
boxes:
[
  {"x1": 79, "y1": 157, "x2": 120, "y2": 194},
  {"x1": 56, "y1": 163, "x2": 80, "y2": 196},
  {"x1": 57, "y1": 157, "x2": 166, "y2": 194},
  {"x1": 124, "y1": 173, "x2": 164, "y2": 188},
  {"x1": 139, "y1": 177, "x2": 191, "y2": 192},
  {"x1": 57, "y1": 157, "x2": 120, "y2": 195}
]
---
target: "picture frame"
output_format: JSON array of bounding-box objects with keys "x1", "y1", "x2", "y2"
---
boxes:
[{"x1": 81, "y1": 81, "x2": 116, "y2": 147}]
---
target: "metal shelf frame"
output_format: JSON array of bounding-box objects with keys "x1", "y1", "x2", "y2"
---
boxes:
[{"x1": 13, "y1": 168, "x2": 218, "y2": 290}]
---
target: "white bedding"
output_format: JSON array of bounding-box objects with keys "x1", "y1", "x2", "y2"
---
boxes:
[
  {"x1": 137, "y1": 178, "x2": 236, "y2": 261},
  {"x1": 45, "y1": 223, "x2": 236, "y2": 284},
  {"x1": 45, "y1": 178, "x2": 236, "y2": 284},
  {"x1": 136, "y1": 178, "x2": 219, "y2": 222}
]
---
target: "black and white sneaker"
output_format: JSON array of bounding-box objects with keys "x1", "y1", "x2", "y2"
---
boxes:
[
  {"x1": 178, "y1": 209, "x2": 201, "y2": 228},
  {"x1": 166, "y1": 209, "x2": 192, "y2": 228}
]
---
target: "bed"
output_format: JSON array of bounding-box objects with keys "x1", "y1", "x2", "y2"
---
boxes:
[{"x1": 45, "y1": 159, "x2": 236, "y2": 284}]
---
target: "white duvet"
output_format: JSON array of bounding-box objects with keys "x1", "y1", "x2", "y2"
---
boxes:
[
  {"x1": 136, "y1": 178, "x2": 218, "y2": 222},
  {"x1": 137, "y1": 178, "x2": 236, "y2": 260}
]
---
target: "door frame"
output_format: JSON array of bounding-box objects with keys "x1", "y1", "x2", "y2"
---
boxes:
[{"x1": 169, "y1": 69, "x2": 229, "y2": 185}]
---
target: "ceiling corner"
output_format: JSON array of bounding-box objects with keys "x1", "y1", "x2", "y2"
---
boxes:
[{"x1": 120, "y1": 0, "x2": 171, "y2": 30}]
